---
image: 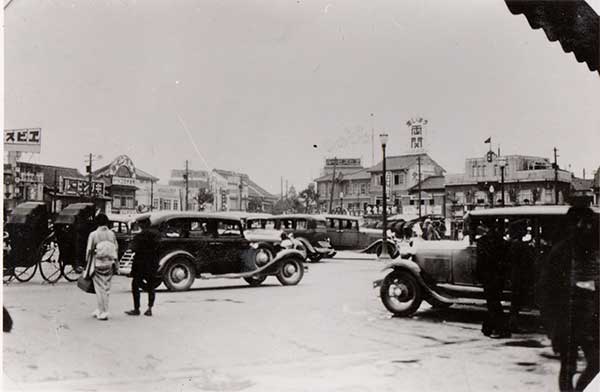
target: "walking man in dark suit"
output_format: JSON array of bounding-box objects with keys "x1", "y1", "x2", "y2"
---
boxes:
[{"x1": 125, "y1": 217, "x2": 161, "y2": 317}]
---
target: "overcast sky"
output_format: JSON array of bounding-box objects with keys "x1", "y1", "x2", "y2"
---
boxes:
[{"x1": 5, "y1": 0, "x2": 599, "y2": 194}]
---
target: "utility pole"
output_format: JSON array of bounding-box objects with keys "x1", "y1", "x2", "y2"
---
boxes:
[
  {"x1": 184, "y1": 160, "x2": 189, "y2": 211},
  {"x1": 553, "y1": 147, "x2": 559, "y2": 205},
  {"x1": 87, "y1": 153, "x2": 93, "y2": 197},
  {"x1": 150, "y1": 180, "x2": 154, "y2": 211},
  {"x1": 53, "y1": 169, "x2": 58, "y2": 214},
  {"x1": 328, "y1": 157, "x2": 337, "y2": 213},
  {"x1": 417, "y1": 155, "x2": 422, "y2": 218},
  {"x1": 239, "y1": 177, "x2": 243, "y2": 211}
]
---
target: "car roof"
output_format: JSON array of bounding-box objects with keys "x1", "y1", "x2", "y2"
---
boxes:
[
  {"x1": 134, "y1": 211, "x2": 243, "y2": 225},
  {"x1": 467, "y1": 205, "x2": 600, "y2": 218},
  {"x1": 275, "y1": 214, "x2": 327, "y2": 221},
  {"x1": 106, "y1": 213, "x2": 136, "y2": 223},
  {"x1": 323, "y1": 214, "x2": 361, "y2": 221}
]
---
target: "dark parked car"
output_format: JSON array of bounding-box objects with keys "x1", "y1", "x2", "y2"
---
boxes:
[
  {"x1": 118, "y1": 212, "x2": 306, "y2": 291},
  {"x1": 374, "y1": 205, "x2": 600, "y2": 317},
  {"x1": 107, "y1": 213, "x2": 139, "y2": 260},
  {"x1": 251, "y1": 214, "x2": 336, "y2": 262},
  {"x1": 324, "y1": 214, "x2": 400, "y2": 257}
]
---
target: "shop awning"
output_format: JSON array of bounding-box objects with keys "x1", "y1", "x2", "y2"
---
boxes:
[{"x1": 505, "y1": 0, "x2": 599, "y2": 73}]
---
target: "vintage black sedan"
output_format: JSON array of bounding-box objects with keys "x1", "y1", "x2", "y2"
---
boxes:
[
  {"x1": 246, "y1": 214, "x2": 336, "y2": 262},
  {"x1": 374, "y1": 205, "x2": 600, "y2": 317},
  {"x1": 118, "y1": 212, "x2": 306, "y2": 291}
]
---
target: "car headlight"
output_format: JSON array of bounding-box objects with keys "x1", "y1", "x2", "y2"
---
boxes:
[
  {"x1": 281, "y1": 239, "x2": 293, "y2": 249},
  {"x1": 250, "y1": 243, "x2": 259, "y2": 249}
]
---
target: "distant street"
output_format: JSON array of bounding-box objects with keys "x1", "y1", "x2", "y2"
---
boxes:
[{"x1": 4, "y1": 252, "x2": 558, "y2": 392}]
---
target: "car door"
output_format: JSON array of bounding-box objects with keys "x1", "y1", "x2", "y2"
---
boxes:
[
  {"x1": 326, "y1": 218, "x2": 343, "y2": 248},
  {"x1": 213, "y1": 219, "x2": 250, "y2": 274},
  {"x1": 340, "y1": 219, "x2": 360, "y2": 249},
  {"x1": 451, "y1": 243, "x2": 478, "y2": 286}
]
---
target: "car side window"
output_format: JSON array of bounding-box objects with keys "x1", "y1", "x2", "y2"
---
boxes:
[
  {"x1": 162, "y1": 219, "x2": 189, "y2": 238},
  {"x1": 217, "y1": 220, "x2": 242, "y2": 237},
  {"x1": 296, "y1": 219, "x2": 307, "y2": 230},
  {"x1": 190, "y1": 220, "x2": 211, "y2": 238},
  {"x1": 327, "y1": 219, "x2": 335, "y2": 229}
]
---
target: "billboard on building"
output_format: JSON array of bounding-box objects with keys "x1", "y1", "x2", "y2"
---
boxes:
[{"x1": 4, "y1": 128, "x2": 42, "y2": 153}]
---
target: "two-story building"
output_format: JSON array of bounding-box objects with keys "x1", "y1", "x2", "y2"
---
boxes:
[
  {"x1": 92, "y1": 155, "x2": 158, "y2": 215},
  {"x1": 445, "y1": 153, "x2": 572, "y2": 219},
  {"x1": 367, "y1": 153, "x2": 445, "y2": 214}
]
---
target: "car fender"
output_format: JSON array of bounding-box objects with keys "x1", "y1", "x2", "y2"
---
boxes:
[
  {"x1": 294, "y1": 237, "x2": 317, "y2": 254},
  {"x1": 253, "y1": 242, "x2": 278, "y2": 254},
  {"x1": 360, "y1": 239, "x2": 399, "y2": 257},
  {"x1": 375, "y1": 259, "x2": 454, "y2": 305},
  {"x1": 157, "y1": 250, "x2": 195, "y2": 273},
  {"x1": 255, "y1": 249, "x2": 307, "y2": 274}
]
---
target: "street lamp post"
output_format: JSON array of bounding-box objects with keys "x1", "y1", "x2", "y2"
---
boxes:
[
  {"x1": 339, "y1": 192, "x2": 344, "y2": 214},
  {"x1": 498, "y1": 157, "x2": 507, "y2": 207},
  {"x1": 378, "y1": 133, "x2": 391, "y2": 261},
  {"x1": 489, "y1": 185, "x2": 495, "y2": 208}
]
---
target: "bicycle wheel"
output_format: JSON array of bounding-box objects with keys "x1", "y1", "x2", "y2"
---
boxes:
[
  {"x1": 61, "y1": 262, "x2": 82, "y2": 282},
  {"x1": 39, "y1": 237, "x2": 62, "y2": 283},
  {"x1": 13, "y1": 263, "x2": 38, "y2": 282}
]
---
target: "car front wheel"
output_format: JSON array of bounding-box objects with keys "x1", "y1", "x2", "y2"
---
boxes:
[
  {"x1": 380, "y1": 270, "x2": 422, "y2": 317},
  {"x1": 276, "y1": 258, "x2": 304, "y2": 286},
  {"x1": 163, "y1": 257, "x2": 195, "y2": 291}
]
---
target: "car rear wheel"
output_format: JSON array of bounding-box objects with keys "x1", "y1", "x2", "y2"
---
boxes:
[
  {"x1": 163, "y1": 257, "x2": 195, "y2": 291},
  {"x1": 380, "y1": 270, "x2": 422, "y2": 317},
  {"x1": 244, "y1": 275, "x2": 267, "y2": 286},
  {"x1": 276, "y1": 258, "x2": 304, "y2": 286}
]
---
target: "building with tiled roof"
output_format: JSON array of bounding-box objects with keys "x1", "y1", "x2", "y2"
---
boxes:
[{"x1": 314, "y1": 153, "x2": 445, "y2": 215}]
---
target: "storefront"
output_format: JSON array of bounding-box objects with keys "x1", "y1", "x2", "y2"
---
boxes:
[{"x1": 92, "y1": 155, "x2": 154, "y2": 215}]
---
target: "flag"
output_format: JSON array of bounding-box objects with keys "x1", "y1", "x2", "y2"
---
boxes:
[{"x1": 484, "y1": 137, "x2": 491, "y2": 144}]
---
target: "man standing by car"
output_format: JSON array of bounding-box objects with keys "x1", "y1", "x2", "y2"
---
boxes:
[
  {"x1": 125, "y1": 217, "x2": 161, "y2": 317},
  {"x1": 476, "y1": 220, "x2": 510, "y2": 338},
  {"x1": 538, "y1": 202, "x2": 599, "y2": 391}
]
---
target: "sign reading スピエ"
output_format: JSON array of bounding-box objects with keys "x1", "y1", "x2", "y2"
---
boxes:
[{"x1": 4, "y1": 128, "x2": 42, "y2": 153}]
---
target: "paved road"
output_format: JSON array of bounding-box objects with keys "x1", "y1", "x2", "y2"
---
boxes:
[{"x1": 3, "y1": 253, "x2": 558, "y2": 391}]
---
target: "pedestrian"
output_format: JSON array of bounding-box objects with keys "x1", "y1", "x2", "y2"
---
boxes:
[
  {"x1": 507, "y1": 220, "x2": 534, "y2": 332},
  {"x1": 538, "y1": 203, "x2": 599, "y2": 392},
  {"x1": 85, "y1": 213, "x2": 119, "y2": 321},
  {"x1": 423, "y1": 218, "x2": 441, "y2": 241},
  {"x1": 475, "y1": 220, "x2": 510, "y2": 338},
  {"x1": 125, "y1": 217, "x2": 160, "y2": 317}
]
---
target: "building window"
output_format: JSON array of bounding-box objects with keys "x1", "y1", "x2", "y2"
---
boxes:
[
  {"x1": 152, "y1": 198, "x2": 159, "y2": 209},
  {"x1": 360, "y1": 184, "x2": 366, "y2": 195},
  {"x1": 429, "y1": 199, "x2": 434, "y2": 205},
  {"x1": 379, "y1": 175, "x2": 384, "y2": 185},
  {"x1": 394, "y1": 174, "x2": 399, "y2": 185},
  {"x1": 113, "y1": 197, "x2": 121, "y2": 208},
  {"x1": 173, "y1": 200, "x2": 179, "y2": 210}
]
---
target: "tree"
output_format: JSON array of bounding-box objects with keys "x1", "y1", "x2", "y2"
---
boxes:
[
  {"x1": 195, "y1": 188, "x2": 214, "y2": 211},
  {"x1": 247, "y1": 197, "x2": 264, "y2": 212},
  {"x1": 299, "y1": 183, "x2": 319, "y2": 214}
]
